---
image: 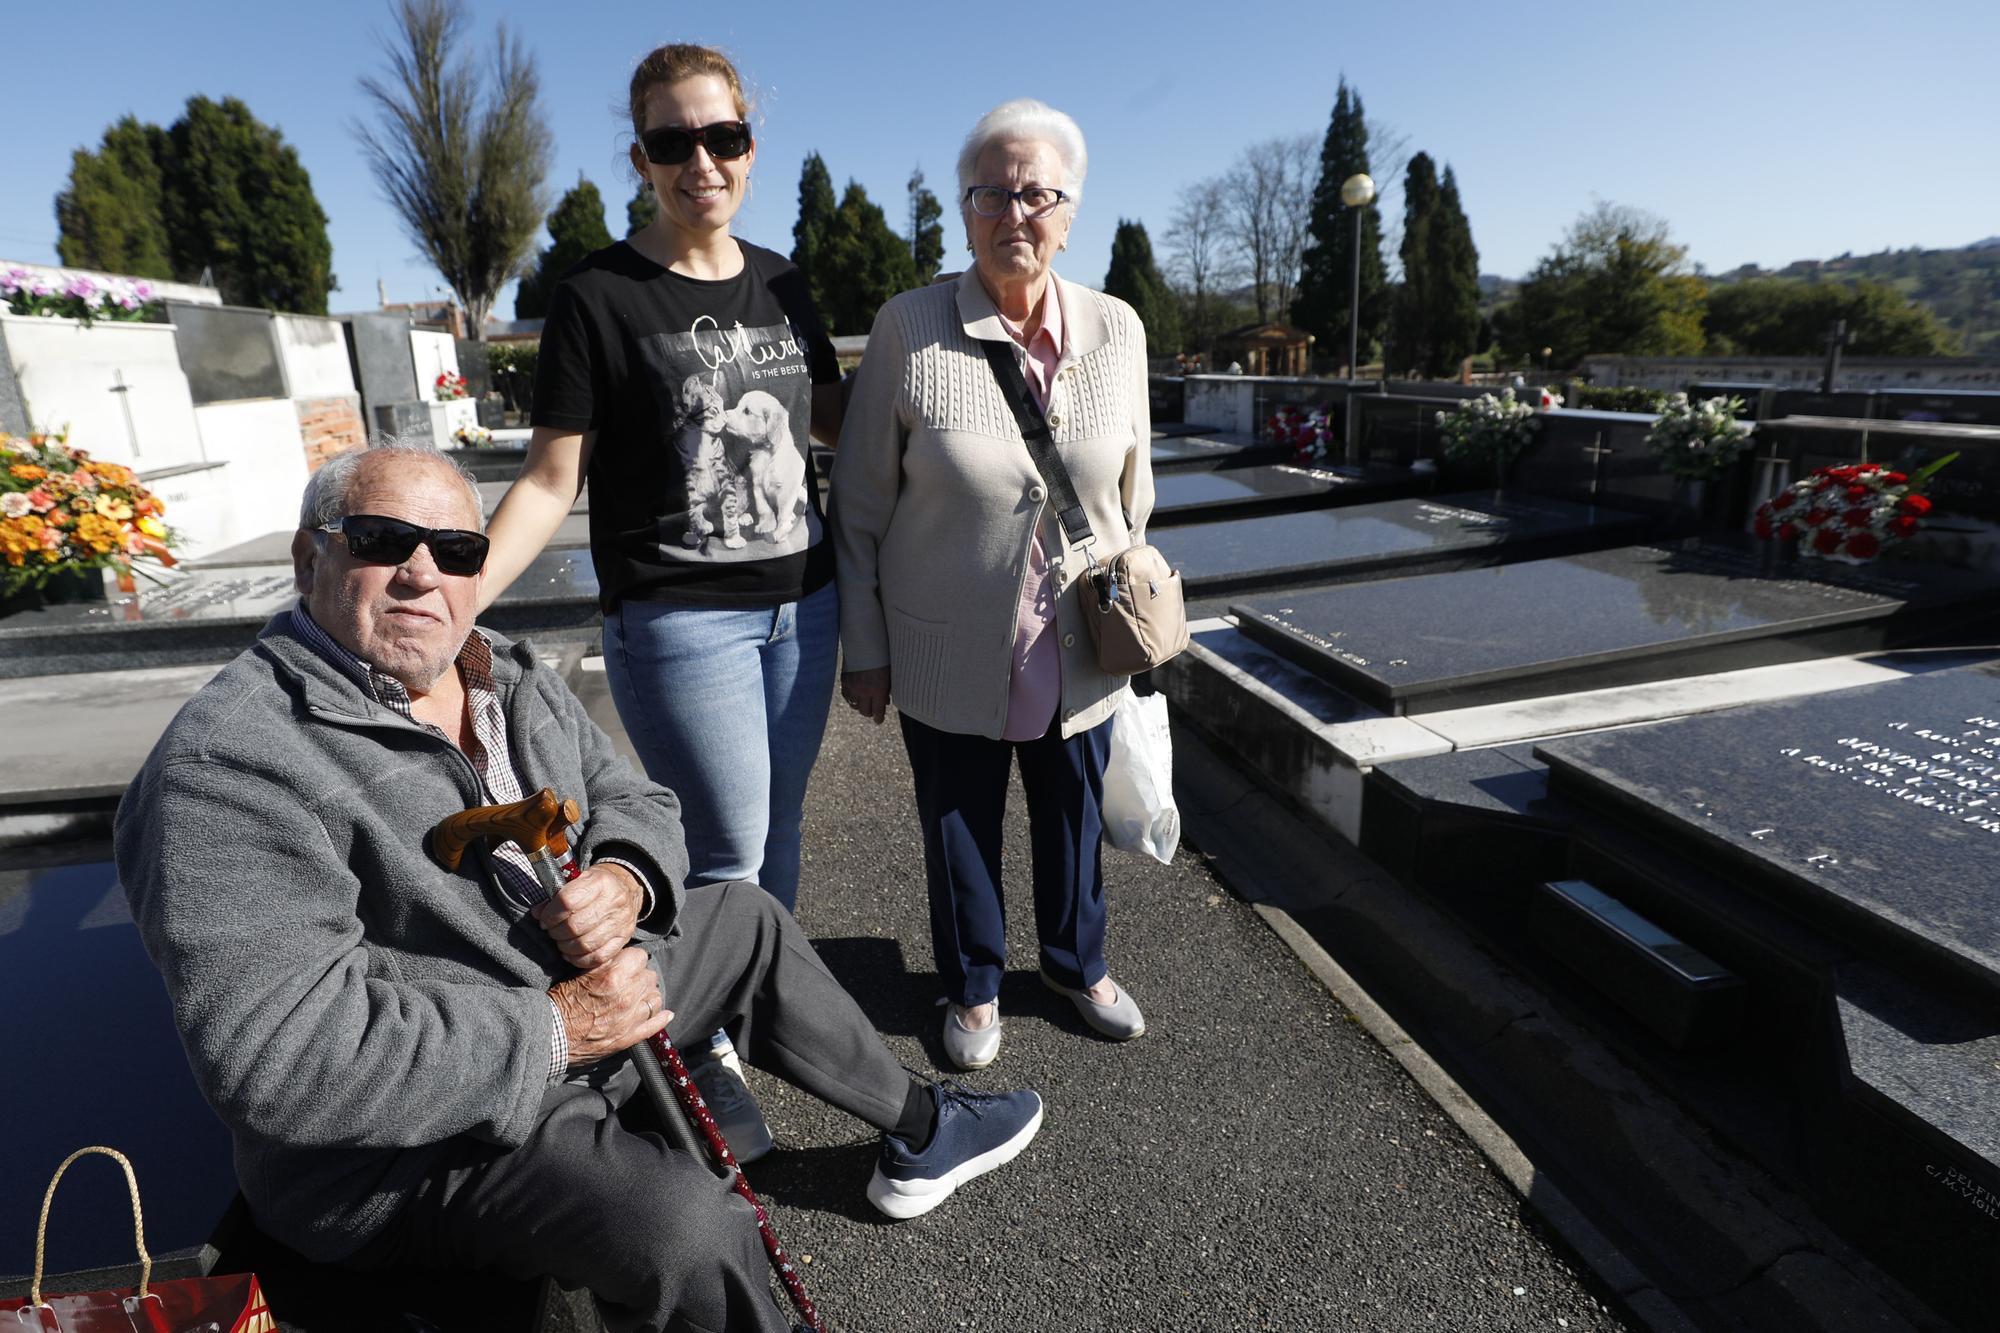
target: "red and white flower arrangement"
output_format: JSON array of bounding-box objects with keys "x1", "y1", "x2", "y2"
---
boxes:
[
  {"x1": 1266, "y1": 403, "x2": 1335, "y2": 463},
  {"x1": 1752, "y1": 453, "x2": 1957, "y2": 565},
  {"x1": 433, "y1": 371, "x2": 469, "y2": 401}
]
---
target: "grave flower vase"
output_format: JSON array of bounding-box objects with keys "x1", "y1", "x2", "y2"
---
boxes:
[
  {"x1": 1671, "y1": 478, "x2": 1710, "y2": 533},
  {"x1": 0, "y1": 568, "x2": 108, "y2": 620}
]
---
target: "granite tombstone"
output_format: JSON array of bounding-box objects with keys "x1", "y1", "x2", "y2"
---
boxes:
[
  {"x1": 0, "y1": 857, "x2": 236, "y2": 1277},
  {"x1": 1231, "y1": 540, "x2": 2000, "y2": 714},
  {"x1": 1535, "y1": 662, "x2": 2000, "y2": 1330},
  {"x1": 1152, "y1": 491, "x2": 1643, "y2": 600},
  {"x1": 1148, "y1": 462, "x2": 1424, "y2": 527}
]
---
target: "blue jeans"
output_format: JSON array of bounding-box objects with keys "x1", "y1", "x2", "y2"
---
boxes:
[{"x1": 601, "y1": 579, "x2": 838, "y2": 911}]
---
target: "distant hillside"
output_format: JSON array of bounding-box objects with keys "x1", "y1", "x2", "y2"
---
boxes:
[{"x1": 1712, "y1": 239, "x2": 2000, "y2": 355}]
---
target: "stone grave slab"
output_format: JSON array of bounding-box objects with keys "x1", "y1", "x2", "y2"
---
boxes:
[
  {"x1": 1231, "y1": 540, "x2": 2000, "y2": 715},
  {"x1": 1153, "y1": 491, "x2": 1644, "y2": 598},
  {"x1": 1150, "y1": 431, "x2": 1276, "y2": 471},
  {"x1": 0, "y1": 857, "x2": 236, "y2": 1275},
  {"x1": 1149, "y1": 462, "x2": 1424, "y2": 527},
  {"x1": 0, "y1": 548, "x2": 601, "y2": 679},
  {"x1": 1151, "y1": 421, "x2": 1210, "y2": 438},
  {"x1": 1535, "y1": 664, "x2": 2000, "y2": 1329},
  {"x1": 1537, "y1": 663, "x2": 2000, "y2": 998}
]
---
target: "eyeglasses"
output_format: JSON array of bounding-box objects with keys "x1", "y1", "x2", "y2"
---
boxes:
[
  {"x1": 639, "y1": 120, "x2": 754, "y2": 166},
  {"x1": 317, "y1": 515, "x2": 490, "y2": 576},
  {"x1": 964, "y1": 186, "x2": 1069, "y2": 219}
]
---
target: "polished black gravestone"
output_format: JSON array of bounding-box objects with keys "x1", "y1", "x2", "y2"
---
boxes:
[
  {"x1": 1149, "y1": 462, "x2": 1424, "y2": 527},
  {"x1": 0, "y1": 549, "x2": 601, "y2": 679},
  {"x1": 1153, "y1": 491, "x2": 1643, "y2": 598},
  {"x1": 1232, "y1": 540, "x2": 2000, "y2": 715},
  {"x1": 1540, "y1": 665, "x2": 2000, "y2": 998},
  {"x1": 0, "y1": 858, "x2": 235, "y2": 1278},
  {"x1": 1536, "y1": 664, "x2": 2000, "y2": 1328},
  {"x1": 1149, "y1": 431, "x2": 1277, "y2": 471}
]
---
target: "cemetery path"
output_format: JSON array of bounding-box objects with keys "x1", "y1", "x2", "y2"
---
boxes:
[{"x1": 604, "y1": 688, "x2": 1637, "y2": 1332}]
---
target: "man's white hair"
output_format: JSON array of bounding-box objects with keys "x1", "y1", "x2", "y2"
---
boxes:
[
  {"x1": 955, "y1": 99, "x2": 1088, "y2": 209},
  {"x1": 298, "y1": 439, "x2": 485, "y2": 532}
]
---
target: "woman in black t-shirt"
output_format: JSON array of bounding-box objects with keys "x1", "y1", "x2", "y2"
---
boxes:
[{"x1": 479, "y1": 44, "x2": 843, "y2": 1153}]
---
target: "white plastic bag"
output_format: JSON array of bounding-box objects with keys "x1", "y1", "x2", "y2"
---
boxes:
[{"x1": 1101, "y1": 688, "x2": 1179, "y2": 864}]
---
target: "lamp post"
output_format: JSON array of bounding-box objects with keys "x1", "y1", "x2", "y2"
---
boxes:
[{"x1": 1339, "y1": 173, "x2": 1375, "y2": 380}]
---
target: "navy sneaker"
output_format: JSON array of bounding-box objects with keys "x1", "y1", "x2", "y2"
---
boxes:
[{"x1": 867, "y1": 1083, "x2": 1044, "y2": 1220}]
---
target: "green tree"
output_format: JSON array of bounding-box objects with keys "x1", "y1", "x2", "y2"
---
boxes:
[
  {"x1": 1103, "y1": 219, "x2": 1181, "y2": 354},
  {"x1": 355, "y1": 0, "x2": 553, "y2": 336},
  {"x1": 515, "y1": 176, "x2": 612, "y2": 319},
  {"x1": 791, "y1": 152, "x2": 839, "y2": 318},
  {"x1": 818, "y1": 181, "x2": 917, "y2": 334},
  {"x1": 907, "y1": 167, "x2": 945, "y2": 284},
  {"x1": 165, "y1": 97, "x2": 336, "y2": 313},
  {"x1": 1704, "y1": 278, "x2": 1956, "y2": 356},
  {"x1": 1425, "y1": 166, "x2": 1482, "y2": 375},
  {"x1": 1493, "y1": 202, "x2": 1706, "y2": 367},
  {"x1": 54, "y1": 116, "x2": 174, "y2": 280},
  {"x1": 626, "y1": 181, "x2": 657, "y2": 236},
  {"x1": 1388, "y1": 152, "x2": 1439, "y2": 375},
  {"x1": 1293, "y1": 79, "x2": 1388, "y2": 367}
]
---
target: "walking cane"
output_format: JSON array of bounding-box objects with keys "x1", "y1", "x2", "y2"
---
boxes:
[{"x1": 432, "y1": 790, "x2": 826, "y2": 1332}]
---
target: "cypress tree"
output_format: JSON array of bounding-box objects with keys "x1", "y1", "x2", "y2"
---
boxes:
[
  {"x1": 819, "y1": 181, "x2": 917, "y2": 334},
  {"x1": 515, "y1": 176, "x2": 613, "y2": 319},
  {"x1": 163, "y1": 95, "x2": 335, "y2": 313},
  {"x1": 1389, "y1": 153, "x2": 1439, "y2": 375},
  {"x1": 907, "y1": 167, "x2": 945, "y2": 284},
  {"x1": 1293, "y1": 79, "x2": 1387, "y2": 368},
  {"x1": 791, "y1": 152, "x2": 839, "y2": 319},
  {"x1": 626, "y1": 180, "x2": 657, "y2": 235},
  {"x1": 1426, "y1": 166, "x2": 1481, "y2": 375},
  {"x1": 1104, "y1": 219, "x2": 1181, "y2": 354},
  {"x1": 55, "y1": 116, "x2": 175, "y2": 279}
]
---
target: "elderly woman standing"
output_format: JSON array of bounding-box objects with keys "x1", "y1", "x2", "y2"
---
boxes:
[{"x1": 830, "y1": 99, "x2": 1152, "y2": 1070}]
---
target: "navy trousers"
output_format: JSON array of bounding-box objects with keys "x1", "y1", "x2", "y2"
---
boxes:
[{"x1": 899, "y1": 712, "x2": 1112, "y2": 1006}]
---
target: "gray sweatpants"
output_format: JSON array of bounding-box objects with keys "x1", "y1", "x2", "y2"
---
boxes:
[{"x1": 352, "y1": 881, "x2": 911, "y2": 1332}]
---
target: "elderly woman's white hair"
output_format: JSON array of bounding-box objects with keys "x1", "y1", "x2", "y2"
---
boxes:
[{"x1": 955, "y1": 99, "x2": 1088, "y2": 208}]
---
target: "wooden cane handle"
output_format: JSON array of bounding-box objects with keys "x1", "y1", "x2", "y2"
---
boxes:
[{"x1": 431, "y1": 790, "x2": 572, "y2": 870}]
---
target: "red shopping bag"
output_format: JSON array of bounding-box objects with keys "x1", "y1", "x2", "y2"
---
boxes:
[{"x1": 0, "y1": 1147, "x2": 270, "y2": 1333}]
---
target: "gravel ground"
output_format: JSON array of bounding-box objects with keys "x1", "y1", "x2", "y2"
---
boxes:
[{"x1": 713, "y1": 700, "x2": 1636, "y2": 1332}]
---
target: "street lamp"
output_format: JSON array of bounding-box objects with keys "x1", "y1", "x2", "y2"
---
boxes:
[{"x1": 1339, "y1": 173, "x2": 1375, "y2": 380}]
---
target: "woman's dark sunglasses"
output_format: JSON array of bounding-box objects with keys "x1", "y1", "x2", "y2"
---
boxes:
[
  {"x1": 317, "y1": 514, "x2": 490, "y2": 576},
  {"x1": 640, "y1": 120, "x2": 754, "y2": 166}
]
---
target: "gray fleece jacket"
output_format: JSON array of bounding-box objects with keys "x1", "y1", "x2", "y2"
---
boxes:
[{"x1": 116, "y1": 614, "x2": 688, "y2": 1260}]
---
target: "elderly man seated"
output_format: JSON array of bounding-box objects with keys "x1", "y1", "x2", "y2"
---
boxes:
[{"x1": 117, "y1": 442, "x2": 1042, "y2": 1333}]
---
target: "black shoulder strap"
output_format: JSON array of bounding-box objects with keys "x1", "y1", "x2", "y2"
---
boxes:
[{"x1": 978, "y1": 338, "x2": 1096, "y2": 552}]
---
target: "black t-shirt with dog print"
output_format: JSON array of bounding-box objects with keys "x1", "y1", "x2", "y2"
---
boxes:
[{"x1": 533, "y1": 240, "x2": 839, "y2": 611}]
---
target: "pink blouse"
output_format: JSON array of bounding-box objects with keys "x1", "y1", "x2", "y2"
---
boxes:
[{"x1": 999, "y1": 281, "x2": 1065, "y2": 743}]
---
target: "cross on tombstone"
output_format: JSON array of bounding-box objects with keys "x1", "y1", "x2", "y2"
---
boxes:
[
  {"x1": 1752, "y1": 432, "x2": 1790, "y2": 503},
  {"x1": 1820, "y1": 319, "x2": 1850, "y2": 394},
  {"x1": 1581, "y1": 432, "x2": 1613, "y2": 497},
  {"x1": 109, "y1": 367, "x2": 140, "y2": 458}
]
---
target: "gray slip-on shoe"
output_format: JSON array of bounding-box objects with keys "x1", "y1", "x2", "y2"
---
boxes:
[
  {"x1": 942, "y1": 1001, "x2": 1003, "y2": 1070},
  {"x1": 1040, "y1": 969, "x2": 1146, "y2": 1040}
]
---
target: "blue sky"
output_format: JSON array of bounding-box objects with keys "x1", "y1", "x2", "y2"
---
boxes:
[{"x1": 5, "y1": 1, "x2": 1996, "y2": 316}]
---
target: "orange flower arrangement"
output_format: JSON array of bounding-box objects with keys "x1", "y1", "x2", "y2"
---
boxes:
[{"x1": 0, "y1": 429, "x2": 179, "y2": 596}]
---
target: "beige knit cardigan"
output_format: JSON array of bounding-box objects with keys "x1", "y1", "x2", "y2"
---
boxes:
[{"x1": 828, "y1": 269, "x2": 1154, "y2": 740}]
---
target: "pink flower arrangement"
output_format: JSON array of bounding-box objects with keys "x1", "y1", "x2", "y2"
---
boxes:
[{"x1": 434, "y1": 371, "x2": 470, "y2": 401}]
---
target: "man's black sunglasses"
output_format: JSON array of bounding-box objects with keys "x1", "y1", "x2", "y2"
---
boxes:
[
  {"x1": 640, "y1": 120, "x2": 754, "y2": 166},
  {"x1": 318, "y1": 514, "x2": 490, "y2": 576}
]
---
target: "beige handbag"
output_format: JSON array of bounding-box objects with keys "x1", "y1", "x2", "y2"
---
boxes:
[
  {"x1": 979, "y1": 340, "x2": 1189, "y2": 676},
  {"x1": 1082, "y1": 543, "x2": 1191, "y2": 676}
]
